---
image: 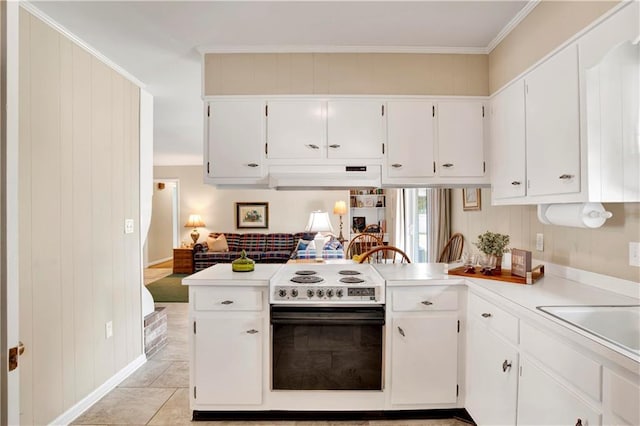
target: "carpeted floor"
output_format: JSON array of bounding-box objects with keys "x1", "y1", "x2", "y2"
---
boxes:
[{"x1": 146, "y1": 274, "x2": 189, "y2": 302}]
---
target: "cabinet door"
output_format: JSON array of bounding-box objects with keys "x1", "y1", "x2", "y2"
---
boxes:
[
  {"x1": 391, "y1": 314, "x2": 458, "y2": 404},
  {"x1": 207, "y1": 100, "x2": 264, "y2": 178},
  {"x1": 437, "y1": 101, "x2": 485, "y2": 177},
  {"x1": 466, "y1": 320, "x2": 518, "y2": 425},
  {"x1": 386, "y1": 100, "x2": 435, "y2": 178},
  {"x1": 525, "y1": 45, "x2": 580, "y2": 196},
  {"x1": 266, "y1": 100, "x2": 325, "y2": 159},
  {"x1": 193, "y1": 316, "x2": 263, "y2": 405},
  {"x1": 518, "y1": 357, "x2": 601, "y2": 426},
  {"x1": 327, "y1": 100, "x2": 384, "y2": 159},
  {"x1": 491, "y1": 80, "x2": 526, "y2": 200}
]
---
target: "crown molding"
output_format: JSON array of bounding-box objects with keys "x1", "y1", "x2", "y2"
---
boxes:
[
  {"x1": 487, "y1": 0, "x2": 541, "y2": 52},
  {"x1": 197, "y1": 44, "x2": 489, "y2": 55},
  {"x1": 20, "y1": 1, "x2": 146, "y2": 88}
]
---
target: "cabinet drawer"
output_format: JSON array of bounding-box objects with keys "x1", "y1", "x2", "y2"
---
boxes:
[
  {"x1": 468, "y1": 292, "x2": 519, "y2": 344},
  {"x1": 604, "y1": 369, "x2": 640, "y2": 425},
  {"x1": 391, "y1": 287, "x2": 458, "y2": 311},
  {"x1": 521, "y1": 322, "x2": 602, "y2": 402},
  {"x1": 193, "y1": 287, "x2": 264, "y2": 311}
]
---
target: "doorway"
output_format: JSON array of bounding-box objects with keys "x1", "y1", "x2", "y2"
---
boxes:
[{"x1": 144, "y1": 179, "x2": 179, "y2": 267}]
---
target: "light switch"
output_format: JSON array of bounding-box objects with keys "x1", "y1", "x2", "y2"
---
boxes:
[
  {"x1": 125, "y1": 219, "x2": 134, "y2": 234},
  {"x1": 536, "y1": 233, "x2": 544, "y2": 251},
  {"x1": 105, "y1": 321, "x2": 113, "y2": 339},
  {"x1": 630, "y1": 242, "x2": 640, "y2": 267}
]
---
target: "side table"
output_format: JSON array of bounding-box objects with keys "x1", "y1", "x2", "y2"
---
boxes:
[{"x1": 173, "y1": 247, "x2": 194, "y2": 274}]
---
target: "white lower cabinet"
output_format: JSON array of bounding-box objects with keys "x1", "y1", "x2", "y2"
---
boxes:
[
  {"x1": 193, "y1": 315, "x2": 263, "y2": 405},
  {"x1": 388, "y1": 286, "x2": 460, "y2": 406},
  {"x1": 465, "y1": 319, "x2": 519, "y2": 425},
  {"x1": 190, "y1": 286, "x2": 266, "y2": 408},
  {"x1": 603, "y1": 369, "x2": 640, "y2": 425},
  {"x1": 518, "y1": 356, "x2": 601, "y2": 426}
]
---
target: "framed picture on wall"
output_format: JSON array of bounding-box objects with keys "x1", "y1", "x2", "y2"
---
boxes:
[
  {"x1": 462, "y1": 188, "x2": 481, "y2": 211},
  {"x1": 236, "y1": 202, "x2": 269, "y2": 229}
]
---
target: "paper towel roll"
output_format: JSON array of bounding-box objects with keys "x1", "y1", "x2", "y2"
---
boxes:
[{"x1": 537, "y1": 203, "x2": 613, "y2": 228}]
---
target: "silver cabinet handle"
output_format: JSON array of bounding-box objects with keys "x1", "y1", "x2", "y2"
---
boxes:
[
  {"x1": 511, "y1": 181, "x2": 521, "y2": 186},
  {"x1": 329, "y1": 144, "x2": 341, "y2": 149},
  {"x1": 442, "y1": 163, "x2": 454, "y2": 168},
  {"x1": 246, "y1": 329, "x2": 259, "y2": 334},
  {"x1": 481, "y1": 313, "x2": 492, "y2": 318},
  {"x1": 247, "y1": 163, "x2": 259, "y2": 168},
  {"x1": 502, "y1": 360, "x2": 512, "y2": 372},
  {"x1": 421, "y1": 300, "x2": 433, "y2": 306},
  {"x1": 559, "y1": 174, "x2": 574, "y2": 180},
  {"x1": 391, "y1": 163, "x2": 403, "y2": 168},
  {"x1": 221, "y1": 300, "x2": 234, "y2": 305},
  {"x1": 306, "y1": 144, "x2": 320, "y2": 149},
  {"x1": 397, "y1": 326, "x2": 405, "y2": 337}
]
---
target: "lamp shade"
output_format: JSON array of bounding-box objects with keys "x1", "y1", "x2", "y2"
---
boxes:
[
  {"x1": 185, "y1": 214, "x2": 205, "y2": 228},
  {"x1": 305, "y1": 211, "x2": 334, "y2": 233},
  {"x1": 333, "y1": 200, "x2": 347, "y2": 216}
]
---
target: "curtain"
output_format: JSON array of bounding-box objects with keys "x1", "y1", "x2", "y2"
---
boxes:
[{"x1": 426, "y1": 188, "x2": 451, "y2": 262}]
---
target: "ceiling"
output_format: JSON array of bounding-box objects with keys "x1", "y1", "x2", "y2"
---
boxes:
[{"x1": 29, "y1": 1, "x2": 531, "y2": 166}]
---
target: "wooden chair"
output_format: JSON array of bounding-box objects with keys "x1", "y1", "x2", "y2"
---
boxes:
[
  {"x1": 437, "y1": 233, "x2": 464, "y2": 263},
  {"x1": 358, "y1": 246, "x2": 411, "y2": 264},
  {"x1": 346, "y1": 233, "x2": 383, "y2": 259}
]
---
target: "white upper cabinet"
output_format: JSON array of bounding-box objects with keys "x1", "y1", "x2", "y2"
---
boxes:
[
  {"x1": 266, "y1": 100, "x2": 325, "y2": 160},
  {"x1": 327, "y1": 100, "x2": 384, "y2": 160},
  {"x1": 384, "y1": 100, "x2": 435, "y2": 180},
  {"x1": 206, "y1": 99, "x2": 265, "y2": 180},
  {"x1": 491, "y1": 80, "x2": 526, "y2": 200},
  {"x1": 525, "y1": 45, "x2": 581, "y2": 197},
  {"x1": 436, "y1": 101, "x2": 486, "y2": 177}
]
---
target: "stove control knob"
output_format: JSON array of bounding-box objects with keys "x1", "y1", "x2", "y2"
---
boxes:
[
  {"x1": 307, "y1": 289, "x2": 314, "y2": 298},
  {"x1": 326, "y1": 289, "x2": 334, "y2": 298},
  {"x1": 291, "y1": 289, "x2": 299, "y2": 298},
  {"x1": 316, "y1": 289, "x2": 324, "y2": 298},
  {"x1": 278, "y1": 289, "x2": 287, "y2": 298},
  {"x1": 336, "y1": 289, "x2": 344, "y2": 298}
]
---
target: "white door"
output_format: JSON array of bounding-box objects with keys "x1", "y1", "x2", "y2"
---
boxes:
[
  {"x1": 327, "y1": 100, "x2": 384, "y2": 159},
  {"x1": 207, "y1": 100, "x2": 264, "y2": 178},
  {"x1": 386, "y1": 100, "x2": 435, "y2": 178},
  {"x1": 2, "y1": 3, "x2": 20, "y2": 423},
  {"x1": 266, "y1": 100, "x2": 325, "y2": 159},
  {"x1": 525, "y1": 45, "x2": 581, "y2": 196},
  {"x1": 491, "y1": 80, "x2": 527, "y2": 199},
  {"x1": 466, "y1": 320, "x2": 519, "y2": 426},
  {"x1": 437, "y1": 101, "x2": 485, "y2": 177},
  {"x1": 193, "y1": 316, "x2": 263, "y2": 405},
  {"x1": 390, "y1": 314, "x2": 458, "y2": 405}
]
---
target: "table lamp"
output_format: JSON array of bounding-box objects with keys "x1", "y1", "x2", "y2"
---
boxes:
[
  {"x1": 333, "y1": 200, "x2": 347, "y2": 244},
  {"x1": 305, "y1": 211, "x2": 334, "y2": 260},
  {"x1": 185, "y1": 214, "x2": 206, "y2": 246}
]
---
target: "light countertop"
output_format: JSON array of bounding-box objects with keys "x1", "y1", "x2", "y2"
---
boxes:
[{"x1": 181, "y1": 263, "x2": 281, "y2": 286}]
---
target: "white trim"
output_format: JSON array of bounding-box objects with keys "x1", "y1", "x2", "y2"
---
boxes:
[
  {"x1": 48, "y1": 354, "x2": 147, "y2": 426},
  {"x1": 197, "y1": 44, "x2": 488, "y2": 55},
  {"x1": 487, "y1": 0, "x2": 541, "y2": 52},
  {"x1": 20, "y1": 2, "x2": 146, "y2": 88},
  {"x1": 147, "y1": 256, "x2": 173, "y2": 267},
  {"x1": 203, "y1": 94, "x2": 489, "y2": 102}
]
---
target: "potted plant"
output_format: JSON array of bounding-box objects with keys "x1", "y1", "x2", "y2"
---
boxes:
[{"x1": 474, "y1": 231, "x2": 510, "y2": 274}]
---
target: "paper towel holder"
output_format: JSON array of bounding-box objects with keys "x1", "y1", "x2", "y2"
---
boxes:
[{"x1": 537, "y1": 202, "x2": 613, "y2": 228}]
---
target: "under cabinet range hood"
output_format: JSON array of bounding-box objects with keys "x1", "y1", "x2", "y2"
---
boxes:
[{"x1": 268, "y1": 165, "x2": 382, "y2": 190}]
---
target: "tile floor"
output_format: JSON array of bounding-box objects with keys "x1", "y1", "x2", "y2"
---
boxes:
[{"x1": 72, "y1": 299, "x2": 469, "y2": 425}]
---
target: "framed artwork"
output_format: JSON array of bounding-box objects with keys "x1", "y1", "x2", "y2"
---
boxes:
[
  {"x1": 462, "y1": 188, "x2": 481, "y2": 211},
  {"x1": 352, "y1": 216, "x2": 366, "y2": 232},
  {"x1": 236, "y1": 202, "x2": 269, "y2": 229}
]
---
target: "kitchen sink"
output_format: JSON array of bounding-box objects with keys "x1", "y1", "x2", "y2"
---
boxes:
[{"x1": 536, "y1": 305, "x2": 640, "y2": 356}]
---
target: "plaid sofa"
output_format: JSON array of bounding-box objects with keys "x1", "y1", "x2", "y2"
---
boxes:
[{"x1": 193, "y1": 232, "x2": 309, "y2": 271}]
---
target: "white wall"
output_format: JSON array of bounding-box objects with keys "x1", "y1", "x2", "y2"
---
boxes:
[
  {"x1": 154, "y1": 165, "x2": 349, "y2": 243},
  {"x1": 147, "y1": 182, "x2": 176, "y2": 263}
]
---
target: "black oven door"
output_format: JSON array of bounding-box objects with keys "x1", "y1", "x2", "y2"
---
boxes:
[{"x1": 270, "y1": 305, "x2": 385, "y2": 391}]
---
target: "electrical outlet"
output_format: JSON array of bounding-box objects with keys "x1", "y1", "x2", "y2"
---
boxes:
[
  {"x1": 536, "y1": 233, "x2": 544, "y2": 251},
  {"x1": 124, "y1": 219, "x2": 134, "y2": 234},
  {"x1": 105, "y1": 321, "x2": 113, "y2": 339},
  {"x1": 630, "y1": 242, "x2": 640, "y2": 267}
]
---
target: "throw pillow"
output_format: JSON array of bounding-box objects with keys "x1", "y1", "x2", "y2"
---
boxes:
[
  {"x1": 207, "y1": 234, "x2": 229, "y2": 252},
  {"x1": 295, "y1": 238, "x2": 315, "y2": 252}
]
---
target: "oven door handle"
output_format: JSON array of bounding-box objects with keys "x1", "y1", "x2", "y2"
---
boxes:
[{"x1": 270, "y1": 317, "x2": 385, "y2": 326}]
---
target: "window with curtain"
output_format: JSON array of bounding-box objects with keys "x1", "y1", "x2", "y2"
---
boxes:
[{"x1": 395, "y1": 188, "x2": 451, "y2": 263}]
